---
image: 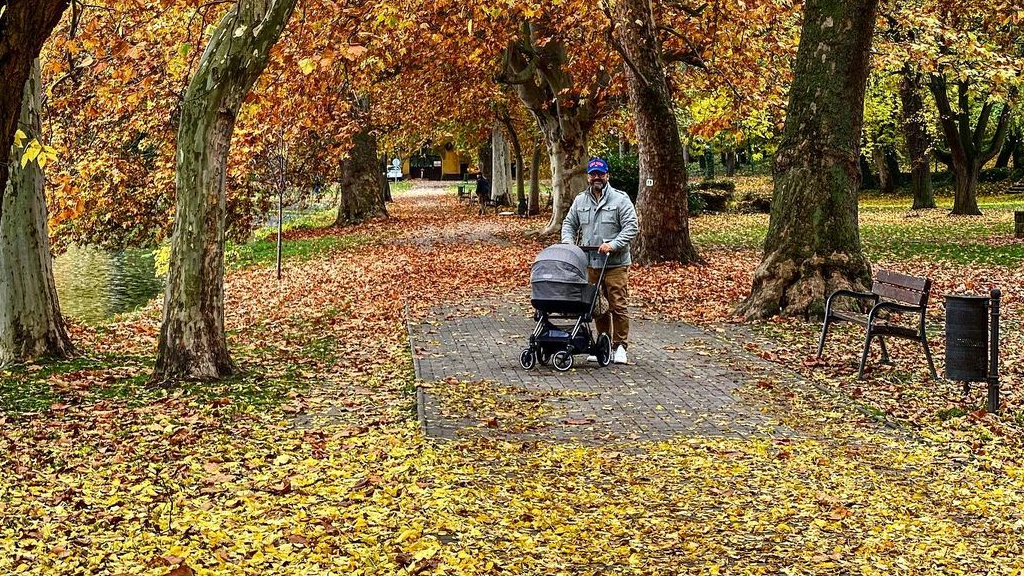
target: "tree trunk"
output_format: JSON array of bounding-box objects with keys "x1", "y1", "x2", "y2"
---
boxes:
[
  {"x1": 335, "y1": 97, "x2": 388, "y2": 225},
  {"x1": 478, "y1": 143, "x2": 492, "y2": 183},
  {"x1": 499, "y1": 23, "x2": 604, "y2": 236},
  {"x1": 528, "y1": 138, "x2": 542, "y2": 216},
  {"x1": 0, "y1": 0, "x2": 70, "y2": 223},
  {"x1": 0, "y1": 60, "x2": 73, "y2": 365},
  {"x1": 618, "y1": 137, "x2": 631, "y2": 156},
  {"x1": 724, "y1": 147, "x2": 737, "y2": 177},
  {"x1": 610, "y1": 0, "x2": 698, "y2": 264},
  {"x1": 380, "y1": 156, "x2": 393, "y2": 202},
  {"x1": 995, "y1": 129, "x2": 1019, "y2": 169},
  {"x1": 899, "y1": 67, "x2": 935, "y2": 209},
  {"x1": 872, "y1": 146, "x2": 896, "y2": 194},
  {"x1": 738, "y1": 0, "x2": 877, "y2": 320},
  {"x1": 859, "y1": 154, "x2": 877, "y2": 189},
  {"x1": 929, "y1": 76, "x2": 1011, "y2": 216},
  {"x1": 154, "y1": 0, "x2": 297, "y2": 383},
  {"x1": 491, "y1": 123, "x2": 513, "y2": 206},
  {"x1": 498, "y1": 113, "x2": 527, "y2": 215}
]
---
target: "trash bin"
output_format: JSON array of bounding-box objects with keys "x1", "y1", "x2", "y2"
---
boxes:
[{"x1": 944, "y1": 295, "x2": 989, "y2": 381}]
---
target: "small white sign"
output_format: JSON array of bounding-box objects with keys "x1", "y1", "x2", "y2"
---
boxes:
[
  {"x1": 645, "y1": 178, "x2": 654, "y2": 187},
  {"x1": 391, "y1": 158, "x2": 400, "y2": 168}
]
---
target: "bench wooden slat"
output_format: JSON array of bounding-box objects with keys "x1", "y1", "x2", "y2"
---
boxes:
[
  {"x1": 875, "y1": 269, "x2": 929, "y2": 291},
  {"x1": 831, "y1": 310, "x2": 869, "y2": 325},
  {"x1": 870, "y1": 324, "x2": 920, "y2": 339},
  {"x1": 870, "y1": 281, "x2": 927, "y2": 306}
]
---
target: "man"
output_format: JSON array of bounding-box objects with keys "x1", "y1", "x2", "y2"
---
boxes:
[
  {"x1": 475, "y1": 173, "x2": 491, "y2": 215},
  {"x1": 560, "y1": 157, "x2": 638, "y2": 364}
]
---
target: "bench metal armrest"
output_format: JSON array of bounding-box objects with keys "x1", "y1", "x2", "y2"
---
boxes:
[{"x1": 825, "y1": 289, "x2": 878, "y2": 316}]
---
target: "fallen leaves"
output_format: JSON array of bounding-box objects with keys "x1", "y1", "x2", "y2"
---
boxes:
[{"x1": 3, "y1": 186, "x2": 1024, "y2": 575}]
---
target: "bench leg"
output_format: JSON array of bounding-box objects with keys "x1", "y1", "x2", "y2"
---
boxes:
[
  {"x1": 816, "y1": 318, "x2": 831, "y2": 358},
  {"x1": 878, "y1": 336, "x2": 891, "y2": 364},
  {"x1": 921, "y1": 335, "x2": 937, "y2": 379},
  {"x1": 857, "y1": 330, "x2": 873, "y2": 380}
]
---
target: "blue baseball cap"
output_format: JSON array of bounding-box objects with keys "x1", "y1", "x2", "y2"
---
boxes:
[{"x1": 587, "y1": 157, "x2": 609, "y2": 174}]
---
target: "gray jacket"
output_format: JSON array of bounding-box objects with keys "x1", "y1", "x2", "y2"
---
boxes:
[{"x1": 560, "y1": 184, "x2": 638, "y2": 268}]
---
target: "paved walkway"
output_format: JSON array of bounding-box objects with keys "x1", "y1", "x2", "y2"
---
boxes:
[{"x1": 410, "y1": 295, "x2": 803, "y2": 443}]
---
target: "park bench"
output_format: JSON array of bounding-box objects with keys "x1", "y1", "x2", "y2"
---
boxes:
[
  {"x1": 817, "y1": 269, "x2": 937, "y2": 380},
  {"x1": 456, "y1": 183, "x2": 471, "y2": 202}
]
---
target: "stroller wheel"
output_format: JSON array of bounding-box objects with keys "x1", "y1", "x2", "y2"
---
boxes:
[
  {"x1": 520, "y1": 348, "x2": 537, "y2": 370},
  {"x1": 552, "y1": 350, "x2": 574, "y2": 372},
  {"x1": 595, "y1": 333, "x2": 612, "y2": 367}
]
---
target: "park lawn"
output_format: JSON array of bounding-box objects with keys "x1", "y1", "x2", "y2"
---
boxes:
[{"x1": 2, "y1": 186, "x2": 1023, "y2": 575}]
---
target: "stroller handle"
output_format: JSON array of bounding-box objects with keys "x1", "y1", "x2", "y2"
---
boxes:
[{"x1": 579, "y1": 245, "x2": 611, "y2": 267}]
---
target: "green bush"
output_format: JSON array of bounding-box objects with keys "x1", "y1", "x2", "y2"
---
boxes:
[{"x1": 605, "y1": 152, "x2": 640, "y2": 201}]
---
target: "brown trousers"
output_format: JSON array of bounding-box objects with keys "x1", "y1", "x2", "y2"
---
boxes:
[{"x1": 588, "y1": 266, "x2": 629, "y2": 349}]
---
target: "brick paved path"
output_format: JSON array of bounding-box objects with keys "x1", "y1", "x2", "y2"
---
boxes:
[{"x1": 411, "y1": 295, "x2": 800, "y2": 443}]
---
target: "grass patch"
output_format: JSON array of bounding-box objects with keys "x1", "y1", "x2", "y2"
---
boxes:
[
  {"x1": 251, "y1": 208, "x2": 336, "y2": 242},
  {"x1": 225, "y1": 233, "x2": 369, "y2": 270},
  {"x1": 692, "y1": 184, "x2": 1024, "y2": 268}
]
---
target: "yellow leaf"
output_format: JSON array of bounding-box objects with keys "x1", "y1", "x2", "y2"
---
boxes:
[
  {"x1": 21, "y1": 140, "x2": 42, "y2": 168},
  {"x1": 298, "y1": 58, "x2": 315, "y2": 75},
  {"x1": 14, "y1": 129, "x2": 26, "y2": 148}
]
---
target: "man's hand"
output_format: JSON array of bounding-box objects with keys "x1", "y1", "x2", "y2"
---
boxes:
[{"x1": 598, "y1": 242, "x2": 614, "y2": 254}]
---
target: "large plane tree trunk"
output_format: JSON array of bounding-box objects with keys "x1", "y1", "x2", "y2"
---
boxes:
[
  {"x1": 929, "y1": 76, "x2": 1011, "y2": 216},
  {"x1": 154, "y1": 0, "x2": 297, "y2": 383},
  {"x1": 0, "y1": 60, "x2": 73, "y2": 365},
  {"x1": 335, "y1": 97, "x2": 388, "y2": 225},
  {"x1": 610, "y1": 0, "x2": 698, "y2": 264},
  {"x1": 499, "y1": 22, "x2": 607, "y2": 236},
  {"x1": 739, "y1": 0, "x2": 878, "y2": 320},
  {"x1": 491, "y1": 123, "x2": 513, "y2": 206},
  {"x1": 899, "y1": 67, "x2": 935, "y2": 209},
  {"x1": 0, "y1": 0, "x2": 70, "y2": 222}
]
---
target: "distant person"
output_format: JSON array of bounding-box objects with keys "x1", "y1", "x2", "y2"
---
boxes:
[
  {"x1": 560, "y1": 157, "x2": 638, "y2": 364},
  {"x1": 475, "y1": 173, "x2": 491, "y2": 215}
]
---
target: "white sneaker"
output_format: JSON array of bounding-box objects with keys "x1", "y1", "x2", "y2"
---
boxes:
[
  {"x1": 587, "y1": 355, "x2": 598, "y2": 363},
  {"x1": 613, "y1": 345, "x2": 628, "y2": 364}
]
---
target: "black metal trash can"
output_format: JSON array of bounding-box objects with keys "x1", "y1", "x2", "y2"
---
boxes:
[{"x1": 945, "y1": 295, "x2": 989, "y2": 381}]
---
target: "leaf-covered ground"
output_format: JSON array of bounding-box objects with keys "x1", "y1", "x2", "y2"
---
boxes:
[{"x1": 2, "y1": 182, "x2": 1023, "y2": 575}]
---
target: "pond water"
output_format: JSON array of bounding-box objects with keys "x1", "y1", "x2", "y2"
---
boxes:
[{"x1": 52, "y1": 245, "x2": 165, "y2": 324}]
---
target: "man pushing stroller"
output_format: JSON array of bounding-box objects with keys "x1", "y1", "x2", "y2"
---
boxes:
[{"x1": 561, "y1": 157, "x2": 638, "y2": 365}]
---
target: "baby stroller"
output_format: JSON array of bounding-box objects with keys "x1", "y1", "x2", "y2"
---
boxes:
[{"x1": 519, "y1": 244, "x2": 612, "y2": 371}]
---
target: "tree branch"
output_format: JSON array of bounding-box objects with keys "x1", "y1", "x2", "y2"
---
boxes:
[{"x1": 981, "y1": 103, "x2": 1012, "y2": 164}]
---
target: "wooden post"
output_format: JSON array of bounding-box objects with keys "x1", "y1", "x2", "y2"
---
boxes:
[{"x1": 1014, "y1": 211, "x2": 1024, "y2": 238}]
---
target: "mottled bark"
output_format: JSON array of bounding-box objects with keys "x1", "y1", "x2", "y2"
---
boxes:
[
  {"x1": 335, "y1": 98, "x2": 387, "y2": 225},
  {"x1": 899, "y1": 68, "x2": 934, "y2": 209},
  {"x1": 154, "y1": 0, "x2": 297, "y2": 383},
  {"x1": 0, "y1": 0, "x2": 70, "y2": 223},
  {"x1": 491, "y1": 123, "x2": 512, "y2": 206},
  {"x1": 610, "y1": 0, "x2": 698, "y2": 264},
  {"x1": 499, "y1": 22, "x2": 605, "y2": 236},
  {"x1": 929, "y1": 76, "x2": 1011, "y2": 216},
  {"x1": 739, "y1": 0, "x2": 877, "y2": 320},
  {"x1": 0, "y1": 60, "x2": 73, "y2": 365}
]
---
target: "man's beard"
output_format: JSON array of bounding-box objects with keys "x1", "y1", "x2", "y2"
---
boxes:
[{"x1": 591, "y1": 180, "x2": 604, "y2": 193}]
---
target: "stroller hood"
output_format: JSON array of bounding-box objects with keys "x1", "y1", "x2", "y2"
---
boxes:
[{"x1": 531, "y1": 244, "x2": 588, "y2": 285}]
